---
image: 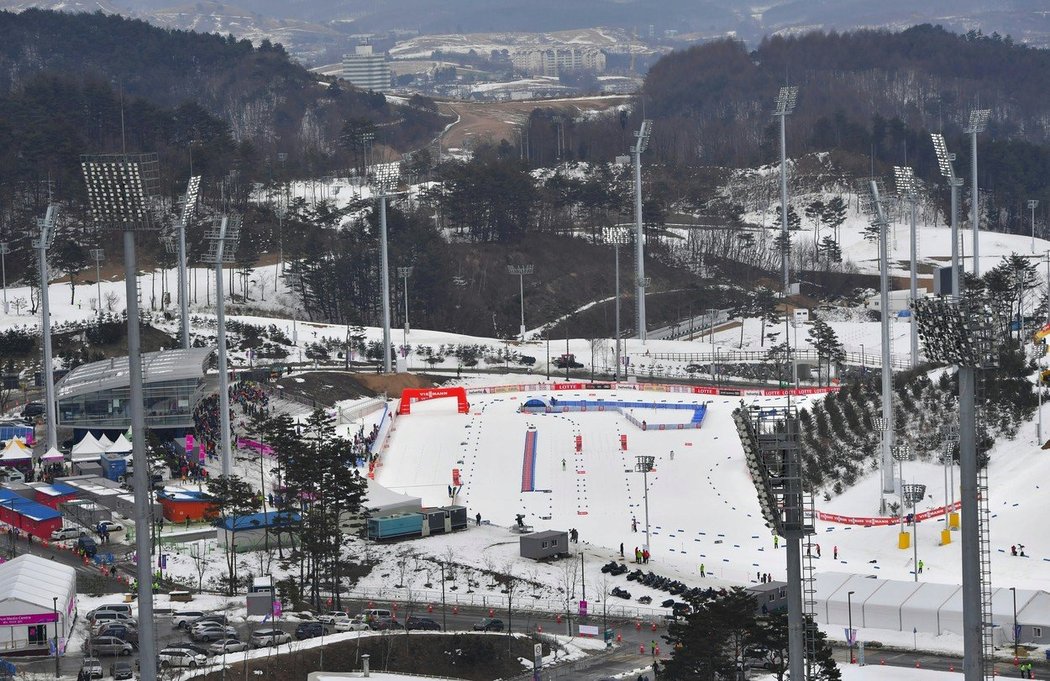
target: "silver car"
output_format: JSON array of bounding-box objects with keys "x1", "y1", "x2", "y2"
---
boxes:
[
  {"x1": 208, "y1": 638, "x2": 249, "y2": 655},
  {"x1": 88, "y1": 636, "x2": 134, "y2": 656}
]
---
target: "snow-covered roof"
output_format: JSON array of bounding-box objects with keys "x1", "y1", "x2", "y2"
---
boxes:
[
  {"x1": 0, "y1": 490, "x2": 61, "y2": 521},
  {"x1": 55, "y1": 347, "x2": 213, "y2": 399},
  {"x1": 0, "y1": 554, "x2": 75, "y2": 613}
]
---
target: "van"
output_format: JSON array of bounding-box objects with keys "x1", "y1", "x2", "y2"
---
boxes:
[
  {"x1": 361, "y1": 608, "x2": 392, "y2": 623},
  {"x1": 90, "y1": 604, "x2": 133, "y2": 619},
  {"x1": 78, "y1": 535, "x2": 98, "y2": 558}
]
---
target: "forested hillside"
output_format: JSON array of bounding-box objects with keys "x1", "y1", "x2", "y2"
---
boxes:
[
  {"x1": 567, "y1": 25, "x2": 1050, "y2": 234},
  {"x1": 0, "y1": 10, "x2": 442, "y2": 192}
]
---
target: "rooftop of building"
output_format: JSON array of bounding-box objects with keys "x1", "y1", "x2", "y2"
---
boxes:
[{"x1": 56, "y1": 347, "x2": 214, "y2": 400}]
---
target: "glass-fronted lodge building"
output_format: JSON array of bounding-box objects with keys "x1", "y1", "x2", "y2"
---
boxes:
[{"x1": 55, "y1": 348, "x2": 214, "y2": 435}]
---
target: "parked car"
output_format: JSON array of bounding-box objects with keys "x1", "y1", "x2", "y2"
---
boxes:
[
  {"x1": 192, "y1": 614, "x2": 229, "y2": 627},
  {"x1": 473, "y1": 617, "x2": 504, "y2": 632},
  {"x1": 91, "y1": 613, "x2": 136, "y2": 632},
  {"x1": 371, "y1": 617, "x2": 403, "y2": 631},
  {"x1": 95, "y1": 520, "x2": 126, "y2": 538},
  {"x1": 334, "y1": 616, "x2": 371, "y2": 632},
  {"x1": 160, "y1": 643, "x2": 210, "y2": 657},
  {"x1": 158, "y1": 649, "x2": 208, "y2": 668},
  {"x1": 88, "y1": 636, "x2": 134, "y2": 656},
  {"x1": 316, "y1": 611, "x2": 349, "y2": 625},
  {"x1": 88, "y1": 604, "x2": 133, "y2": 620},
  {"x1": 249, "y1": 629, "x2": 291, "y2": 648},
  {"x1": 191, "y1": 624, "x2": 238, "y2": 642},
  {"x1": 208, "y1": 638, "x2": 249, "y2": 655},
  {"x1": 294, "y1": 621, "x2": 330, "y2": 640},
  {"x1": 361, "y1": 608, "x2": 392, "y2": 622},
  {"x1": 95, "y1": 622, "x2": 137, "y2": 644},
  {"x1": 171, "y1": 610, "x2": 206, "y2": 629},
  {"x1": 21, "y1": 402, "x2": 44, "y2": 419},
  {"x1": 77, "y1": 535, "x2": 98, "y2": 558},
  {"x1": 50, "y1": 526, "x2": 82, "y2": 541},
  {"x1": 405, "y1": 616, "x2": 441, "y2": 631},
  {"x1": 80, "y1": 657, "x2": 103, "y2": 679},
  {"x1": 110, "y1": 660, "x2": 135, "y2": 680}
]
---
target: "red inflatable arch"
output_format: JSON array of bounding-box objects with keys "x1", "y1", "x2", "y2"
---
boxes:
[{"x1": 398, "y1": 387, "x2": 469, "y2": 415}]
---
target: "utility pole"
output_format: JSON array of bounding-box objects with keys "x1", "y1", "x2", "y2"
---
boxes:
[
  {"x1": 0, "y1": 242, "x2": 9, "y2": 315},
  {"x1": 1030, "y1": 200, "x2": 1040, "y2": 253},
  {"x1": 507, "y1": 265, "x2": 533, "y2": 341},
  {"x1": 398, "y1": 266, "x2": 413, "y2": 357}
]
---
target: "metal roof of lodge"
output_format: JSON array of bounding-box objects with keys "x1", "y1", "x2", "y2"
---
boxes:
[{"x1": 56, "y1": 347, "x2": 214, "y2": 400}]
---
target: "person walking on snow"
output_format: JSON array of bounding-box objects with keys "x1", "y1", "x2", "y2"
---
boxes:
[
  {"x1": 918, "y1": 559, "x2": 924, "y2": 574},
  {"x1": 562, "y1": 458, "x2": 566, "y2": 470},
  {"x1": 816, "y1": 543, "x2": 821, "y2": 558},
  {"x1": 699, "y1": 563, "x2": 705, "y2": 577},
  {"x1": 620, "y1": 542, "x2": 624, "y2": 558},
  {"x1": 635, "y1": 547, "x2": 642, "y2": 563},
  {"x1": 833, "y1": 545, "x2": 838, "y2": 560},
  {"x1": 773, "y1": 535, "x2": 779, "y2": 549},
  {"x1": 632, "y1": 517, "x2": 638, "y2": 532}
]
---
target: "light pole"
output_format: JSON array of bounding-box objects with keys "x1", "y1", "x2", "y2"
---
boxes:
[
  {"x1": 0, "y1": 241, "x2": 9, "y2": 315},
  {"x1": 81, "y1": 152, "x2": 162, "y2": 681},
  {"x1": 895, "y1": 166, "x2": 920, "y2": 367},
  {"x1": 1010, "y1": 586, "x2": 1018, "y2": 657},
  {"x1": 605, "y1": 228, "x2": 631, "y2": 380},
  {"x1": 177, "y1": 176, "x2": 201, "y2": 349},
  {"x1": 89, "y1": 248, "x2": 104, "y2": 320},
  {"x1": 205, "y1": 215, "x2": 241, "y2": 477},
  {"x1": 507, "y1": 265, "x2": 534, "y2": 341},
  {"x1": 774, "y1": 86, "x2": 799, "y2": 292},
  {"x1": 52, "y1": 595, "x2": 59, "y2": 678},
  {"x1": 631, "y1": 119, "x2": 652, "y2": 341},
  {"x1": 32, "y1": 206, "x2": 59, "y2": 452},
  {"x1": 398, "y1": 266, "x2": 413, "y2": 354},
  {"x1": 891, "y1": 442, "x2": 911, "y2": 509},
  {"x1": 1030, "y1": 200, "x2": 1040, "y2": 253},
  {"x1": 902, "y1": 483, "x2": 926, "y2": 582},
  {"x1": 965, "y1": 110, "x2": 990, "y2": 276},
  {"x1": 371, "y1": 164, "x2": 399, "y2": 373},
  {"x1": 861, "y1": 180, "x2": 896, "y2": 499},
  {"x1": 634, "y1": 455, "x2": 654, "y2": 557},
  {"x1": 847, "y1": 590, "x2": 856, "y2": 663},
  {"x1": 932, "y1": 134, "x2": 965, "y2": 296},
  {"x1": 941, "y1": 424, "x2": 959, "y2": 530}
]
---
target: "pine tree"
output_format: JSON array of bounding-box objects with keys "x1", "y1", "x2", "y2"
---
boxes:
[
  {"x1": 822, "y1": 197, "x2": 847, "y2": 242},
  {"x1": 661, "y1": 587, "x2": 757, "y2": 680}
]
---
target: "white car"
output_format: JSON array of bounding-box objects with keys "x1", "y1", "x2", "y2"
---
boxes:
[
  {"x1": 317, "y1": 611, "x2": 349, "y2": 625},
  {"x1": 171, "y1": 610, "x2": 206, "y2": 629},
  {"x1": 158, "y1": 649, "x2": 208, "y2": 668},
  {"x1": 96, "y1": 520, "x2": 126, "y2": 537},
  {"x1": 50, "y1": 527, "x2": 82, "y2": 541},
  {"x1": 249, "y1": 629, "x2": 292, "y2": 648},
  {"x1": 208, "y1": 638, "x2": 249, "y2": 655},
  {"x1": 334, "y1": 615, "x2": 371, "y2": 632}
]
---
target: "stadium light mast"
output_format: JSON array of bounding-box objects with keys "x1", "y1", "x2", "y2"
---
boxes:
[
  {"x1": 965, "y1": 110, "x2": 990, "y2": 276},
  {"x1": 205, "y1": 215, "x2": 241, "y2": 478},
  {"x1": 631, "y1": 119, "x2": 652, "y2": 341},
  {"x1": 81, "y1": 152, "x2": 162, "y2": 681},
  {"x1": 605, "y1": 228, "x2": 632, "y2": 380},
  {"x1": 634, "y1": 455, "x2": 655, "y2": 555},
  {"x1": 398, "y1": 266, "x2": 413, "y2": 352},
  {"x1": 507, "y1": 265, "x2": 534, "y2": 341},
  {"x1": 371, "y1": 163, "x2": 399, "y2": 373},
  {"x1": 861, "y1": 179, "x2": 897, "y2": 499},
  {"x1": 32, "y1": 205, "x2": 59, "y2": 452},
  {"x1": 177, "y1": 176, "x2": 201, "y2": 348},
  {"x1": 1029, "y1": 200, "x2": 1040, "y2": 253},
  {"x1": 774, "y1": 86, "x2": 799, "y2": 292},
  {"x1": 932, "y1": 134, "x2": 965, "y2": 296},
  {"x1": 89, "y1": 248, "x2": 105, "y2": 320},
  {"x1": 894, "y1": 166, "x2": 921, "y2": 367},
  {"x1": 0, "y1": 242, "x2": 9, "y2": 315}
]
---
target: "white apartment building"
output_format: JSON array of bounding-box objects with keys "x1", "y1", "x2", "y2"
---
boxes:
[{"x1": 342, "y1": 45, "x2": 392, "y2": 93}]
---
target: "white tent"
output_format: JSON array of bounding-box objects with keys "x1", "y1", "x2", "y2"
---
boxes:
[
  {"x1": 899, "y1": 582, "x2": 958, "y2": 635},
  {"x1": 825, "y1": 574, "x2": 884, "y2": 628},
  {"x1": 41, "y1": 447, "x2": 64, "y2": 462},
  {"x1": 0, "y1": 554, "x2": 76, "y2": 654},
  {"x1": 811, "y1": 572, "x2": 854, "y2": 624},
  {"x1": 862, "y1": 578, "x2": 924, "y2": 631},
  {"x1": 70, "y1": 433, "x2": 105, "y2": 461},
  {"x1": 107, "y1": 434, "x2": 133, "y2": 454},
  {"x1": 1018, "y1": 591, "x2": 1050, "y2": 644},
  {"x1": 363, "y1": 479, "x2": 423, "y2": 516},
  {"x1": 97, "y1": 434, "x2": 114, "y2": 450}
]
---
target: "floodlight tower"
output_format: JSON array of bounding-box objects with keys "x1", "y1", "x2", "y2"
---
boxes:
[
  {"x1": 177, "y1": 176, "x2": 201, "y2": 349},
  {"x1": 902, "y1": 483, "x2": 926, "y2": 582},
  {"x1": 1030, "y1": 200, "x2": 1040, "y2": 253},
  {"x1": 634, "y1": 455, "x2": 655, "y2": 555},
  {"x1": 205, "y1": 215, "x2": 241, "y2": 478},
  {"x1": 371, "y1": 164, "x2": 399, "y2": 373},
  {"x1": 398, "y1": 266, "x2": 413, "y2": 350},
  {"x1": 931, "y1": 134, "x2": 965, "y2": 296},
  {"x1": 894, "y1": 166, "x2": 920, "y2": 367},
  {"x1": 605, "y1": 228, "x2": 632, "y2": 380},
  {"x1": 914, "y1": 296, "x2": 998, "y2": 681},
  {"x1": 631, "y1": 119, "x2": 652, "y2": 341},
  {"x1": 0, "y1": 241, "x2": 9, "y2": 314},
  {"x1": 861, "y1": 180, "x2": 897, "y2": 497},
  {"x1": 965, "y1": 110, "x2": 990, "y2": 276},
  {"x1": 81, "y1": 152, "x2": 162, "y2": 681},
  {"x1": 507, "y1": 265, "x2": 534, "y2": 341},
  {"x1": 32, "y1": 205, "x2": 59, "y2": 452},
  {"x1": 774, "y1": 86, "x2": 799, "y2": 292}
]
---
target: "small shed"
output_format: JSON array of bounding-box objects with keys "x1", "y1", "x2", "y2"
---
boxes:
[
  {"x1": 0, "y1": 555, "x2": 76, "y2": 655},
  {"x1": 746, "y1": 581, "x2": 788, "y2": 614},
  {"x1": 157, "y1": 489, "x2": 217, "y2": 522},
  {"x1": 100, "y1": 453, "x2": 128, "y2": 482},
  {"x1": 519, "y1": 530, "x2": 569, "y2": 560},
  {"x1": 72, "y1": 461, "x2": 103, "y2": 477},
  {"x1": 33, "y1": 483, "x2": 78, "y2": 510},
  {"x1": 216, "y1": 511, "x2": 300, "y2": 553}
]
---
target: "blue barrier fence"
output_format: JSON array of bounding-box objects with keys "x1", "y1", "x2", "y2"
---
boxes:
[{"x1": 521, "y1": 399, "x2": 707, "y2": 431}]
